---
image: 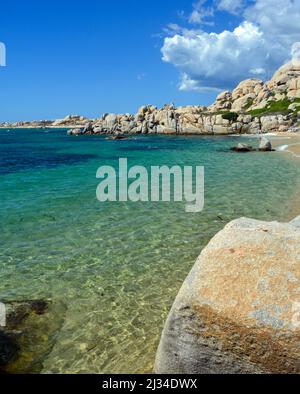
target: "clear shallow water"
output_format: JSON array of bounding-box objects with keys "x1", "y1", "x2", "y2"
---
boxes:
[{"x1": 1, "y1": 128, "x2": 300, "y2": 373}]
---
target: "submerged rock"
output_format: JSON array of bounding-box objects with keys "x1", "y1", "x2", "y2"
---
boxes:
[
  {"x1": 30, "y1": 300, "x2": 48, "y2": 315},
  {"x1": 0, "y1": 332, "x2": 20, "y2": 370},
  {"x1": 106, "y1": 134, "x2": 127, "y2": 140},
  {"x1": 0, "y1": 300, "x2": 49, "y2": 373},
  {"x1": 231, "y1": 143, "x2": 253, "y2": 152},
  {"x1": 154, "y1": 216, "x2": 300, "y2": 374}
]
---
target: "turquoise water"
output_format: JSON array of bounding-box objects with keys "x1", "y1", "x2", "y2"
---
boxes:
[{"x1": 1, "y1": 128, "x2": 300, "y2": 373}]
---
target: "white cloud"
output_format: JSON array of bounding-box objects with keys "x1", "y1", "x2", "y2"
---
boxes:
[
  {"x1": 177, "y1": 0, "x2": 214, "y2": 26},
  {"x1": 162, "y1": 21, "x2": 271, "y2": 90},
  {"x1": 217, "y1": 0, "x2": 245, "y2": 15},
  {"x1": 161, "y1": 0, "x2": 300, "y2": 91},
  {"x1": 245, "y1": 0, "x2": 300, "y2": 45},
  {"x1": 179, "y1": 73, "x2": 222, "y2": 92},
  {"x1": 250, "y1": 67, "x2": 266, "y2": 75},
  {"x1": 188, "y1": 1, "x2": 214, "y2": 24},
  {"x1": 0, "y1": 42, "x2": 6, "y2": 67},
  {"x1": 292, "y1": 42, "x2": 300, "y2": 60}
]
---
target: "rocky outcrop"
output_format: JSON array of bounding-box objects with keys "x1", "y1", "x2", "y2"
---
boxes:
[
  {"x1": 259, "y1": 137, "x2": 273, "y2": 151},
  {"x1": 154, "y1": 216, "x2": 300, "y2": 374},
  {"x1": 0, "y1": 120, "x2": 54, "y2": 128},
  {"x1": 67, "y1": 128, "x2": 83, "y2": 136},
  {"x1": 230, "y1": 138, "x2": 274, "y2": 153},
  {"x1": 0, "y1": 115, "x2": 90, "y2": 129},
  {"x1": 269, "y1": 61, "x2": 300, "y2": 100},
  {"x1": 210, "y1": 59, "x2": 300, "y2": 112},
  {"x1": 81, "y1": 110, "x2": 297, "y2": 136},
  {"x1": 52, "y1": 115, "x2": 89, "y2": 127},
  {"x1": 3, "y1": 109, "x2": 297, "y2": 136}
]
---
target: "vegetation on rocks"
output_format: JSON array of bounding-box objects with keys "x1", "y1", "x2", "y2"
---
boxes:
[
  {"x1": 222, "y1": 112, "x2": 239, "y2": 122},
  {"x1": 247, "y1": 98, "x2": 300, "y2": 117}
]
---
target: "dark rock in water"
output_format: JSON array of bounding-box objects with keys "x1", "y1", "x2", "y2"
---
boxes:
[
  {"x1": 231, "y1": 139, "x2": 275, "y2": 153},
  {"x1": 83, "y1": 122, "x2": 93, "y2": 134},
  {"x1": 31, "y1": 300, "x2": 48, "y2": 315},
  {"x1": 113, "y1": 135, "x2": 127, "y2": 140},
  {"x1": 67, "y1": 128, "x2": 83, "y2": 136},
  {"x1": 0, "y1": 332, "x2": 20, "y2": 370},
  {"x1": 5, "y1": 304, "x2": 29, "y2": 328},
  {"x1": 0, "y1": 299, "x2": 49, "y2": 372},
  {"x1": 4, "y1": 300, "x2": 48, "y2": 329},
  {"x1": 107, "y1": 134, "x2": 127, "y2": 140},
  {"x1": 231, "y1": 143, "x2": 253, "y2": 152}
]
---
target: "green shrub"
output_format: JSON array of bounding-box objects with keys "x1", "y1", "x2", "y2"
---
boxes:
[
  {"x1": 247, "y1": 99, "x2": 293, "y2": 117},
  {"x1": 222, "y1": 112, "x2": 239, "y2": 122},
  {"x1": 244, "y1": 98, "x2": 254, "y2": 110}
]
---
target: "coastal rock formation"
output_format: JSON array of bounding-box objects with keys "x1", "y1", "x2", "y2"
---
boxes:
[
  {"x1": 79, "y1": 110, "x2": 296, "y2": 136},
  {"x1": 269, "y1": 61, "x2": 300, "y2": 100},
  {"x1": 210, "y1": 59, "x2": 300, "y2": 112},
  {"x1": 52, "y1": 115, "x2": 89, "y2": 127},
  {"x1": 1, "y1": 60, "x2": 300, "y2": 135},
  {"x1": 230, "y1": 138, "x2": 273, "y2": 153},
  {"x1": 67, "y1": 128, "x2": 83, "y2": 136},
  {"x1": 154, "y1": 216, "x2": 300, "y2": 374},
  {"x1": 0, "y1": 120, "x2": 54, "y2": 128},
  {"x1": 259, "y1": 137, "x2": 273, "y2": 151}
]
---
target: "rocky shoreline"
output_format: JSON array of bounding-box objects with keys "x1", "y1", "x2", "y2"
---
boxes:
[{"x1": 1, "y1": 60, "x2": 300, "y2": 137}]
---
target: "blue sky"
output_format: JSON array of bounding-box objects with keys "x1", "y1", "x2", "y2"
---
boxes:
[{"x1": 0, "y1": 0, "x2": 299, "y2": 121}]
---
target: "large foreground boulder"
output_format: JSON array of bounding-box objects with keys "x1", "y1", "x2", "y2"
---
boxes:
[{"x1": 154, "y1": 216, "x2": 300, "y2": 374}]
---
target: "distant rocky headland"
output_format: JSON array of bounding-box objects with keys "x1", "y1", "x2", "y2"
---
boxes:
[{"x1": 1, "y1": 60, "x2": 300, "y2": 137}]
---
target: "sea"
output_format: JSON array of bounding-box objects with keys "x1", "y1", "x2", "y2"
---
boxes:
[{"x1": 1, "y1": 128, "x2": 300, "y2": 373}]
